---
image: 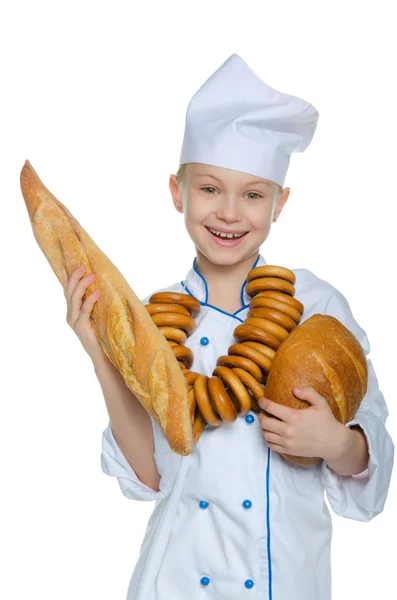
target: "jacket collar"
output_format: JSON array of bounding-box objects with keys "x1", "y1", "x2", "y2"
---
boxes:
[{"x1": 181, "y1": 253, "x2": 267, "y2": 309}]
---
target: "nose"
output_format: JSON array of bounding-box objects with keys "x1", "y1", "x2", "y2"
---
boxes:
[{"x1": 215, "y1": 194, "x2": 243, "y2": 222}]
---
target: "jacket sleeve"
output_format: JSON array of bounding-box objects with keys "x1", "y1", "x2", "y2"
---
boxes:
[
  {"x1": 319, "y1": 287, "x2": 394, "y2": 521},
  {"x1": 101, "y1": 419, "x2": 164, "y2": 502},
  {"x1": 100, "y1": 291, "x2": 180, "y2": 502}
]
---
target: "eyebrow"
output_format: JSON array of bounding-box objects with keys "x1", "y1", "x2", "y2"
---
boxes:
[{"x1": 195, "y1": 172, "x2": 271, "y2": 186}]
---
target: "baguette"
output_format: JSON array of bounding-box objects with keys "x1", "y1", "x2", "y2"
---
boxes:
[{"x1": 20, "y1": 160, "x2": 193, "y2": 456}]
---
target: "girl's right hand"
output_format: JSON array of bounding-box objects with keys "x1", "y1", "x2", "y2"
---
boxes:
[{"x1": 62, "y1": 263, "x2": 106, "y2": 363}]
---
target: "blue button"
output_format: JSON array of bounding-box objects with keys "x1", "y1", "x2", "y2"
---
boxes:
[
  {"x1": 245, "y1": 414, "x2": 255, "y2": 424},
  {"x1": 242, "y1": 499, "x2": 252, "y2": 509},
  {"x1": 245, "y1": 579, "x2": 255, "y2": 589},
  {"x1": 200, "y1": 337, "x2": 209, "y2": 345},
  {"x1": 199, "y1": 501, "x2": 209, "y2": 509},
  {"x1": 201, "y1": 576, "x2": 210, "y2": 586}
]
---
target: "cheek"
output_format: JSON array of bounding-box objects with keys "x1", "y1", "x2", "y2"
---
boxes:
[
  {"x1": 184, "y1": 200, "x2": 207, "y2": 225},
  {"x1": 248, "y1": 205, "x2": 273, "y2": 229},
  {"x1": 183, "y1": 207, "x2": 203, "y2": 239}
]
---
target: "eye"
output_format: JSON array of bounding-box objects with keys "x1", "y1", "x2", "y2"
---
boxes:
[
  {"x1": 201, "y1": 186, "x2": 218, "y2": 194},
  {"x1": 246, "y1": 192, "x2": 262, "y2": 200}
]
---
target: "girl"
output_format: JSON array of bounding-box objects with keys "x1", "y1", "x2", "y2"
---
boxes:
[{"x1": 62, "y1": 54, "x2": 394, "y2": 600}]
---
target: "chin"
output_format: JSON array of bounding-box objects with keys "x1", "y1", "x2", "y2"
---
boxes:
[{"x1": 196, "y1": 243, "x2": 258, "y2": 267}]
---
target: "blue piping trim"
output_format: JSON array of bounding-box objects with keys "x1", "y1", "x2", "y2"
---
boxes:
[
  {"x1": 266, "y1": 447, "x2": 273, "y2": 599},
  {"x1": 240, "y1": 253, "x2": 261, "y2": 307},
  {"x1": 181, "y1": 283, "x2": 245, "y2": 323},
  {"x1": 190, "y1": 253, "x2": 261, "y2": 315},
  {"x1": 183, "y1": 254, "x2": 272, "y2": 596},
  {"x1": 193, "y1": 257, "x2": 209, "y2": 303},
  {"x1": 234, "y1": 305, "x2": 250, "y2": 317}
]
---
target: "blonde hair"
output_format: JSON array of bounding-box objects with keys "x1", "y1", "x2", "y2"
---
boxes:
[
  {"x1": 175, "y1": 163, "x2": 283, "y2": 195},
  {"x1": 175, "y1": 163, "x2": 188, "y2": 186}
]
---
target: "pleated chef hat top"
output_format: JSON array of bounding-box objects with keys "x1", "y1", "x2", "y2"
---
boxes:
[{"x1": 179, "y1": 54, "x2": 319, "y2": 187}]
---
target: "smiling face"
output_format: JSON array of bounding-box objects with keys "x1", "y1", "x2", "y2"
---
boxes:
[{"x1": 169, "y1": 163, "x2": 290, "y2": 267}]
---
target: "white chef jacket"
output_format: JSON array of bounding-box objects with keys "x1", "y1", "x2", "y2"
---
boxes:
[{"x1": 101, "y1": 253, "x2": 394, "y2": 600}]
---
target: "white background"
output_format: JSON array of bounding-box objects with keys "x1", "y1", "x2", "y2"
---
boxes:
[{"x1": 1, "y1": 1, "x2": 396, "y2": 598}]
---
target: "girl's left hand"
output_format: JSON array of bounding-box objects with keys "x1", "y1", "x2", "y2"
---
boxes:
[{"x1": 258, "y1": 387, "x2": 350, "y2": 462}]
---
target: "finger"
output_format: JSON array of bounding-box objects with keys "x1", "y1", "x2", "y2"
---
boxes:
[
  {"x1": 265, "y1": 440, "x2": 286, "y2": 453},
  {"x1": 258, "y1": 411, "x2": 286, "y2": 435},
  {"x1": 259, "y1": 397, "x2": 296, "y2": 422},
  {"x1": 69, "y1": 273, "x2": 96, "y2": 321},
  {"x1": 80, "y1": 289, "x2": 101, "y2": 317},
  {"x1": 293, "y1": 386, "x2": 324, "y2": 406},
  {"x1": 65, "y1": 264, "x2": 87, "y2": 299},
  {"x1": 262, "y1": 430, "x2": 286, "y2": 446}
]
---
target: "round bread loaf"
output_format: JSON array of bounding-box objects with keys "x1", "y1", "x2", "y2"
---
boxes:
[{"x1": 264, "y1": 313, "x2": 368, "y2": 467}]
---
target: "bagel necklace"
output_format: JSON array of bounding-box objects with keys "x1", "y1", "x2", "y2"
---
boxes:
[{"x1": 145, "y1": 265, "x2": 304, "y2": 444}]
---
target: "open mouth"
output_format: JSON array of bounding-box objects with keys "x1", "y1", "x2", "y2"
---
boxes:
[{"x1": 205, "y1": 226, "x2": 249, "y2": 241}]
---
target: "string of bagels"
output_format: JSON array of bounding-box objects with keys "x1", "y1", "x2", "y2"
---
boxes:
[{"x1": 146, "y1": 265, "x2": 304, "y2": 443}]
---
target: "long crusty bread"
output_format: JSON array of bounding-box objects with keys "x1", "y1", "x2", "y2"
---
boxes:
[
  {"x1": 20, "y1": 160, "x2": 193, "y2": 456},
  {"x1": 265, "y1": 313, "x2": 368, "y2": 467}
]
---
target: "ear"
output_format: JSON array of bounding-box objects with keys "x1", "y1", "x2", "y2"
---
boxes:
[
  {"x1": 169, "y1": 174, "x2": 183, "y2": 213},
  {"x1": 273, "y1": 187, "x2": 290, "y2": 222}
]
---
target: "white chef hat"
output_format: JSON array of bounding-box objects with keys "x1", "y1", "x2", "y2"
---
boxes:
[{"x1": 179, "y1": 53, "x2": 319, "y2": 187}]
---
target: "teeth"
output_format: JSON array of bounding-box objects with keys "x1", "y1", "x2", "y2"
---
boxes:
[{"x1": 209, "y1": 228, "x2": 245, "y2": 239}]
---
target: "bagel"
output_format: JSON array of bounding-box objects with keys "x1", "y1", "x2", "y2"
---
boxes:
[
  {"x1": 213, "y1": 366, "x2": 252, "y2": 416},
  {"x1": 246, "y1": 277, "x2": 295, "y2": 298},
  {"x1": 254, "y1": 290, "x2": 304, "y2": 314},
  {"x1": 246, "y1": 265, "x2": 296, "y2": 285},
  {"x1": 185, "y1": 371, "x2": 200, "y2": 386},
  {"x1": 192, "y1": 410, "x2": 207, "y2": 443},
  {"x1": 216, "y1": 353, "x2": 263, "y2": 382},
  {"x1": 249, "y1": 296, "x2": 301, "y2": 323},
  {"x1": 234, "y1": 324, "x2": 282, "y2": 351},
  {"x1": 158, "y1": 326, "x2": 187, "y2": 344},
  {"x1": 194, "y1": 374, "x2": 222, "y2": 426},
  {"x1": 247, "y1": 307, "x2": 296, "y2": 332},
  {"x1": 146, "y1": 303, "x2": 191, "y2": 317},
  {"x1": 228, "y1": 343, "x2": 273, "y2": 373},
  {"x1": 231, "y1": 367, "x2": 266, "y2": 402},
  {"x1": 171, "y1": 345, "x2": 194, "y2": 369},
  {"x1": 207, "y1": 376, "x2": 238, "y2": 422},
  {"x1": 151, "y1": 312, "x2": 197, "y2": 335},
  {"x1": 149, "y1": 292, "x2": 201, "y2": 316},
  {"x1": 243, "y1": 341, "x2": 276, "y2": 361},
  {"x1": 244, "y1": 316, "x2": 290, "y2": 342}
]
